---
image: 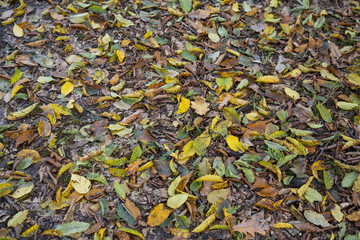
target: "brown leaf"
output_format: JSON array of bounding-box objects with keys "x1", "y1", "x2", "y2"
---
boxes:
[
  {"x1": 257, "y1": 186, "x2": 279, "y2": 198},
  {"x1": 121, "y1": 110, "x2": 144, "y2": 125},
  {"x1": 233, "y1": 218, "x2": 269, "y2": 236},
  {"x1": 125, "y1": 198, "x2": 141, "y2": 221},
  {"x1": 292, "y1": 222, "x2": 321, "y2": 232},
  {"x1": 24, "y1": 39, "x2": 46, "y2": 47}
]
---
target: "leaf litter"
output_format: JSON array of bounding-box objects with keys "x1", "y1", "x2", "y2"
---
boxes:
[{"x1": 0, "y1": 0, "x2": 360, "y2": 239}]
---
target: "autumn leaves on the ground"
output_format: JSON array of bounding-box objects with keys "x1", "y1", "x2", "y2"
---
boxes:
[{"x1": 1, "y1": 0, "x2": 360, "y2": 239}]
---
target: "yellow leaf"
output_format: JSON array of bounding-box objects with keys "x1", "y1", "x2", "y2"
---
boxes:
[
  {"x1": 21, "y1": 224, "x2": 39, "y2": 237},
  {"x1": 57, "y1": 163, "x2": 74, "y2": 179},
  {"x1": 178, "y1": 140, "x2": 195, "y2": 164},
  {"x1": 283, "y1": 69, "x2": 302, "y2": 78},
  {"x1": 167, "y1": 193, "x2": 188, "y2": 209},
  {"x1": 193, "y1": 133, "x2": 211, "y2": 156},
  {"x1": 6, "y1": 103, "x2": 39, "y2": 120},
  {"x1": 167, "y1": 7, "x2": 184, "y2": 16},
  {"x1": 297, "y1": 176, "x2": 314, "y2": 199},
  {"x1": 177, "y1": 96, "x2": 190, "y2": 114},
  {"x1": 11, "y1": 85, "x2": 23, "y2": 99},
  {"x1": 61, "y1": 82, "x2": 74, "y2": 96},
  {"x1": 192, "y1": 213, "x2": 216, "y2": 233},
  {"x1": 347, "y1": 73, "x2": 360, "y2": 86},
  {"x1": 42, "y1": 229, "x2": 63, "y2": 237},
  {"x1": 284, "y1": 87, "x2": 300, "y2": 100},
  {"x1": 245, "y1": 111, "x2": 260, "y2": 121},
  {"x1": 147, "y1": 203, "x2": 173, "y2": 227},
  {"x1": 273, "y1": 222, "x2": 293, "y2": 229},
  {"x1": 194, "y1": 175, "x2": 224, "y2": 182},
  {"x1": 226, "y1": 135, "x2": 248, "y2": 152},
  {"x1": 13, "y1": 23, "x2": 24, "y2": 37},
  {"x1": 10, "y1": 182, "x2": 34, "y2": 199},
  {"x1": 191, "y1": 97, "x2": 210, "y2": 115},
  {"x1": 17, "y1": 149, "x2": 41, "y2": 163},
  {"x1": 38, "y1": 120, "x2": 51, "y2": 137},
  {"x1": 256, "y1": 75, "x2": 280, "y2": 83},
  {"x1": 168, "y1": 176, "x2": 182, "y2": 197},
  {"x1": 0, "y1": 183, "x2": 13, "y2": 197},
  {"x1": 144, "y1": 30, "x2": 153, "y2": 39},
  {"x1": 286, "y1": 137, "x2": 308, "y2": 156},
  {"x1": 71, "y1": 174, "x2": 91, "y2": 194},
  {"x1": 67, "y1": 99, "x2": 84, "y2": 113},
  {"x1": 116, "y1": 49, "x2": 125, "y2": 62},
  {"x1": 8, "y1": 210, "x2": 29, "y2": 227},
  {"x1": 208, "y1": 32, "x2": 220, "y2": 43}
]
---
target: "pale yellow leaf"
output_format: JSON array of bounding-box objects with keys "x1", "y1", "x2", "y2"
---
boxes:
[
  {"x1": 13, "y1": 23, "x2": 24, "y2": 37},
  {"x1": 284, "y1": 87, "x2": 300, "y2": 100},
  {"x1": 167, "y1": 193, "x2": 188, "y2": 209},
  {"x1": 71, "y1": 174, "x2": 91, "y2": 194}
]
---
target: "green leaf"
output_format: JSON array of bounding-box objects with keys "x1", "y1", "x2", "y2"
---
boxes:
[
  {"x1": 317, "y1": 103, "x2": 332, "y2": 123},
  {"x1": 314, "y1": 16, "x2": 326, "y2": 30},
  {"x1": 114, "y1": 182, "x2": 126, "y2": 200},
  {"x1": 241, "y1": 167, "x2": 255, "y2": 183},
  {"x1": 213, "y1": 157, "x2": 225, "y2": 177},
  {"x1": 99, "y1": 198, "x2": 109, "y2": 218},
  {"x1": 304, "y1": 187, "x2": 322, "y2": 203},
  {"x1": 56, "y1": 221, "x2": 90, "y2": 236},
  {"x1": 341, "y1": 172, "x2": 358, "y2": 188},
  {"x1": 223, "y1": 107, "x2": 241, "y2": 124},
  {"x1": 130, "y1": 145, "x2": 142, "y2": 163},
  {"x1": 117, "y1": 204, "x2": 135, "y2": 226},
  {"x1": 8, "y1": 210, "x2": 29, "y2": 227},
  {"x1": 324, "y1": 170, "x2": 334, "y2": 190},
  {"x1": 69, "y1": 13, "x2": 90, "y2": 24},
  {"x1": 264, "y1": 140, "x2": 289, "y2": 152},
  {"x1": 216, "y1": 77, "x2": 233, "y2": 91},
  {"x1": 179, "y1": 0, "x2": 192, "y2": 13},
  {"x1": 289, "y1": 128, "x2": 313, "y2": 136},
  {"x1": 85, "y1": 172, "x2": 109, "y2": 185},
  {"x1": 277, "y1": 153, "x2": 297, "y2": 167},
  {"x1": 181, "y1": 51, "x2": 196, "y2": 61},
  {"x1": 304, "y1": 210, "x2": 330, "y2": 227},
  {"x1": 118, "y1": 228, "x2": 144, "y2": 239},
  {"x1": 37, "y1": 76, "x2": 55, "y2": 83},
  {"x1": 336, "y1": 101, "x2": 359, "y2": 110},
  {"x1": 11, "y1": 68, "x2": 23, "y2": 84}
]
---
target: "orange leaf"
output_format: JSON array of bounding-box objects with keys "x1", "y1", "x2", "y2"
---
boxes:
[{"x1": 147, "y1": 203, "x2": 173, "y2": 227}]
